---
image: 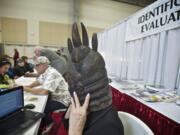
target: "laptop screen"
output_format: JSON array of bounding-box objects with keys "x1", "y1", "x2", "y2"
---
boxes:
[{"x1": 0, "y1": 88, "x2": 23, "y2": 118}]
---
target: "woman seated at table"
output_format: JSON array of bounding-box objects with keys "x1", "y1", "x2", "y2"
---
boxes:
[
  {"x1": 0, "y1": 54, "x2": 15, "y2": 79},
  {"x1": 0, "y1": 58, "x2": 14, "y2": 89},
  {"x1": 23, "y1": 56, "x2": 70, "y2": 125}
]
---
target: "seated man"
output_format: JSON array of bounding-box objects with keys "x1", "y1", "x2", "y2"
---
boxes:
[
  {"x1": 0, "y1": 58, "x2": 14, "y2": 89},
  {"x1": 13, "y1": 58, "x2": 26, "y2": 78},
  {"x1": 21, "y1": 56, "x2": 38, "y2": 77},
  {"x1": 21, "y1": 56, "x2": 34, "y2": 73},
  {"x1": 23, "y1": 56, "x2": 70, "y2": 124}
]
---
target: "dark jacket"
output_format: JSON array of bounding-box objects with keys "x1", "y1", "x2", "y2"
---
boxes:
[
  {"x1": 24, "y1": 63, "x2": 34, "y2": 73},
  {"x1": 83, "y1": 106, "x2": 124, "y2": 135},
  {"x1": 63, "y1": 106, "x2": 124, "y2": 135},
  {"x1": 13, "y1": 66, "x2": 26, "y2": 77}
]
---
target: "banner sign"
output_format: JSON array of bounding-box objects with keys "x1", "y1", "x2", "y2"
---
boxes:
[{"x1": 126, "y1": 0, "x2": 180, "y2": 41}]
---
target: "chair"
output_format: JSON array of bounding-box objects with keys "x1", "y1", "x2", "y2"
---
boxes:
[{"x1": 118, "y1": 111, "x2": 154, "y2": 135}]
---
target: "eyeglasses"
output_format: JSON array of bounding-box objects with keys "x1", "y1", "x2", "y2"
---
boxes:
[{"x1": 35, "y1": 64, "x2": 41, "y2": 67}]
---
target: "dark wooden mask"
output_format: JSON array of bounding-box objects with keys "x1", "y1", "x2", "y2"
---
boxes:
[{"x1": 67, "y1": 22, "x2": 112, "y2": 112}]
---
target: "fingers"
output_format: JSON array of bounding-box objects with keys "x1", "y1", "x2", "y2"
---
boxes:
[
  {"x1": 65, "y1": 105, "x2": 72, "y2": 119},
  {"x1": 71, "y1": 97, "x2": 75, "y2": 109},
  {"x1": 71, "y1": 92, "x2": 90, "y2": 110},
  {"x1": 73, "y1": 91, "x2": 80, "y2": 108},
  {"x1": 83, "y1": 93, "x2": 90, "y2": 110}
]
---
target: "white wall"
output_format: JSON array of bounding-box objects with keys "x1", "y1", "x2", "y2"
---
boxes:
[
  {"x1": 0, "y1": 18, "x2": 2, "y2": 43},
  {"x1": 0, "y1": 0, "x2": 142, "y2": 52},
  {"x1": 27, "y1": 19, "x2": 39, "y2": 45},
  {"x1": 80, "y1": 0, "x2": 142, "y2": 28},
  {"x1": 0, "y1": 0, "x2": 73, "y2": 45},
  {"x1": 0, "y1": 33, "x2": 2, "y2": 43},
  {"x1": 0, "y1": 0, "x2": 73, "y2": 23}
]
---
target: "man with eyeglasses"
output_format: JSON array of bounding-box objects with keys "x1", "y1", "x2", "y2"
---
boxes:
[{"x1": 23, "y1": 56, "x2": 70, "y2": 125}]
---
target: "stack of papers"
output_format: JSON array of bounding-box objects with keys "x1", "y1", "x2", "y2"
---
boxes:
[
  {"x1": 146, "y1": 86, "x2": 171, "y2": 93},
  {"x1": 15, "y1": 76, "x2": 36, "y2": 86},
  {"x1": 131, "y1": 89, "x2": 179, "y2": 102},
  {"x1": 116, "y1": 80, "x2": 140, "y2": 90}
]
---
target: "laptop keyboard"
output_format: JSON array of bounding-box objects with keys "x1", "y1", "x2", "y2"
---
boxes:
[
  {"x1": 0, "y1": 110, "x2": 44, "y2": 135},
  {"x1": 20, "y1": 120, "x2": 34, "y2": 128}
]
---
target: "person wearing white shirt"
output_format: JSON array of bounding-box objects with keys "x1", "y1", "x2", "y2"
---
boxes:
[{"x1": 23, "y1": 56, "x2": 70, "y2": 125}]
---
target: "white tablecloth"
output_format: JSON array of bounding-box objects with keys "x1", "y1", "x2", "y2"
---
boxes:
[
  {"x1": 15, "y1": 77, "x2": 48, "y2": 135},
  {"x1": 110, "y1": 81, "x2": 180, "y2": 124}
]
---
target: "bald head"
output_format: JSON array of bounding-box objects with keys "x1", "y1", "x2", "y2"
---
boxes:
[{"x1": 34, "y1": 46, "x2": 43, "y2": 57}]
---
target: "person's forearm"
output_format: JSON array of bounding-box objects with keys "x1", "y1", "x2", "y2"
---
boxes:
[
  {"x1": 24, "y1": 87, "x2": 48, "y2": 95},
  {"x1": 25, "y1": 73, "x2": 39, "y2": 78},
  {"x1": 28, "y1": 81, "x2": 40, "y2": 88}
]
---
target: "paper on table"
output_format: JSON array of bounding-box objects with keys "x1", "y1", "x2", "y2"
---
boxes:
[
  {"x1": 15, "y1": 76, "x2": 37, "y2": 86},
  {"x1": 24, "y1": 95, "x2": 39, "y2": 102},
  {"x1": 146, "y1": 86, "x2": 171, "y2": 93},
  {"x1": 132, "y1": 90, "x2": 179, "y2": 103}
]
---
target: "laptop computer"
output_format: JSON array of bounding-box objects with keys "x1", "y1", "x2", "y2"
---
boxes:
[{"x1": 0, "y1": 86, "x2": 45, "y2": 135}]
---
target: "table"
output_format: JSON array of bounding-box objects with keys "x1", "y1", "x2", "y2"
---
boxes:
[
  {"x1": 110, "y1": 81, "x2": 180, "y2": 135},
  {"x1": 15, "y1": 77, "x2": 48, "y2": 135}
]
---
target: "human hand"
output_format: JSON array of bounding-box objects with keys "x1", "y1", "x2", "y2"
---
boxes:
[
  {"x1": 23, "y1": 86, "x2": 31, "y2": 91},
  {"x1": 64, "y1": 105, "x2": 72, "y2": 119},
  {"x1": 69, "y1": 92, "x2": 90, "y2": 135}
]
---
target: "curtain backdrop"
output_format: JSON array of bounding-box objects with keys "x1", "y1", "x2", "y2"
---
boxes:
[
  {"x1": 98, "y1": 24, "x2": 180, "y2": 91},
  {"x1": 98, "y1": 21, "x2": 128, "y2": 80}
]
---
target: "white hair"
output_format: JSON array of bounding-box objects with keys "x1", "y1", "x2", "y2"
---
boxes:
[
  {"x1": 35, "y1": 56, "x2": 50, "y2": 65},
  {"x1": 34, "y1": 46, "x2": 44, "y2": 57}
]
